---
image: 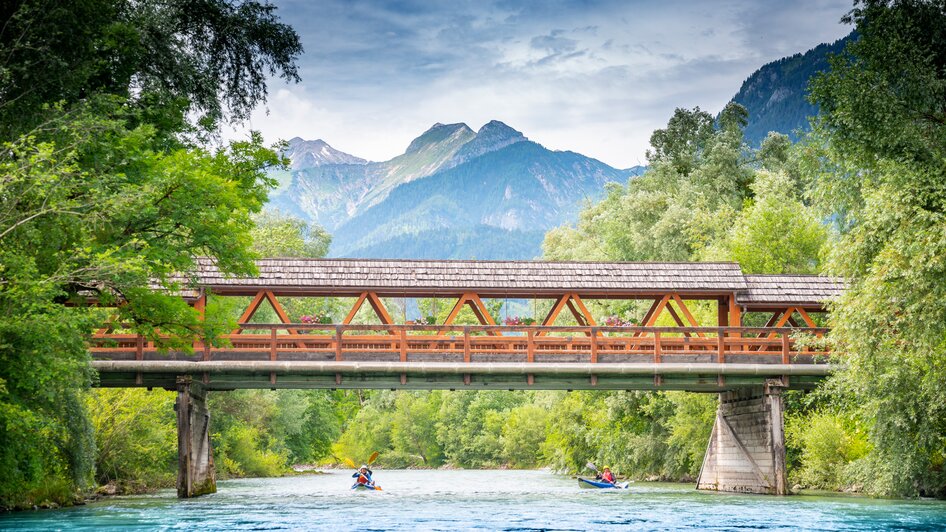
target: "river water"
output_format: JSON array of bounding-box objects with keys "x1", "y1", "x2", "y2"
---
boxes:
[{"x1": 2, "y1": 470, "x2": 945, "y2": 531}]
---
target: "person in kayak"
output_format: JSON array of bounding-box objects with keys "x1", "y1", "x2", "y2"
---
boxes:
[
  {"x1": 596, "y1": 466, "x2": 616, "y2": 484},
  {"x1": 352, "y1": 464, "x2": 375, "y2": 487}
]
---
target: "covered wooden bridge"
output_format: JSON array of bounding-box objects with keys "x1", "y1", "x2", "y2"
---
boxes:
[{"x1": 88, "y1": 258, "x2": 843, "y2": 498}]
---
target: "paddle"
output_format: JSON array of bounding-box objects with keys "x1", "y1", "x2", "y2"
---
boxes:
[
  {"x1": 346, "y1": 453, "x2": 383, "y2": 491},
  {"x1": 586, "y1": 462, "x2": 618, "y2": 485}
]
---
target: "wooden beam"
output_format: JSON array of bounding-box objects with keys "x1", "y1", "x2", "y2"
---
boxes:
[
  {"x1": 565, "y1": 298, "x2": 588, "y2": 326},
  {"x1": 343, "y1": 293, "x2": 370, "y2": 324},
  {"x1": 717, "y1": 297, "x2": 729, "y2": 327},
  {"x1": 264, "y1": 291, "x2": 300, "y2": 334},
  {"x1": 664, "y1": 303, "x2": 689, "y2": 333},
  {"x1": 760, "y1": 311, "x2": 784, "y2": 331},
  {"x1": 728, "y1": 294, "x2": 741, "y2": 327},
  {"x1": 233, "y1": 290, "x2": 268, "y2": 333},
  {"x1": 568, "y1": 294, "x2": 598, "y2": 327},
  {"x1": 752, "y1": 310, "x2": 784, "y2": 350},
  {"x1": 540, "y1": 295, "x2": 570, "y2": 326},
  {"x1": 634, "y1": 294, "x2": 672, "y2": 338},
  {"x1": 765, "y1": 307, "x2": 796, "y2": 340},
  {"x1": 795, "y1": 307, "x2": 823, "y2": 339},
  {"x1": 634, "y1": 297, "x2": 664, "y2": 338},
  {"x1": 366, "y1": 292, "x2": 395, "y2": 325},
  {"x1": 671, "y1": 294, "x2": 704, "y2": 337},
  {"x1": 342, "y1": 292, "x2": 394, "y2": 333},
  {"x1": 194, "y1": 293, "x2": 206, "y2": 321},
  {"x1": 261, "y1": 291, "x2": 306, "y2": 346},
  {"x1": 563, "y1": 293, "x2": 600, "y2": 336},
  {"x1": 729, "y1": 294, "x2": 742, "y2": 353},
  {"x1": 443, "y1": 294, "x2": 469, "y2": 325},
  {"x1": 644, "y1": 294, "x2": 672, "y2": 326},
  {"x1": 443, "y1": 293, "x2": 501, "y2": 335},
  {"x1": 796, "y1": 307, "x2": 817, "y2": 328}
]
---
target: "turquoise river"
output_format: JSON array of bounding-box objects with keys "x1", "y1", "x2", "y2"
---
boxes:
[{"x1": 2, "y1": 470, "x2": 945, "y2": 530}]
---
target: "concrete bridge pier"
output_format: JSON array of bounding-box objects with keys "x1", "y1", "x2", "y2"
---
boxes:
[
  {"x1": 175, "y1": 376, "x2": 216, "y2": 498},
  {"x1": 696, "y1": 379, "x2": 788, "y2": 495}
]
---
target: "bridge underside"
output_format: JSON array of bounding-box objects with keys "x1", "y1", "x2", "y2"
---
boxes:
[{"x1": 94, "y1": 360, "x2": 827, "y2": 391}]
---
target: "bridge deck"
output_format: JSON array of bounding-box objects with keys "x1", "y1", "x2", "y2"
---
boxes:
[{"x1": 91, "y1": 324, "x2": 832, "y2": 391}]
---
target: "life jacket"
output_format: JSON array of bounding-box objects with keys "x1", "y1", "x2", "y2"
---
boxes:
[{"x1": 601, "y1": 471, "x2": 615, "y2": 483}]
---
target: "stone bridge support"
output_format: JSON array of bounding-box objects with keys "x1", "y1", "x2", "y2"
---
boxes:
[
  {"x1": 176, "y1": 376, "x2": 216, "y2": 498},
  {"x1": 696, "y1": 380, "x2": 787, "y2": 495}
]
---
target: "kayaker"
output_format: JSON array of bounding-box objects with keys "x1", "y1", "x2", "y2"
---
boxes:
[
  {"x1": 596, "y1": 466, "x2": 616, "y2": 484},
  {"x1": 352, "y1": 464, "x2": 374, "y2": 487}
]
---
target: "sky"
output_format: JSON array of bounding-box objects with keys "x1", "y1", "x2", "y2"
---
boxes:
[{"x1": 229, "y1": 0, "x2": 854, "y2": 169}]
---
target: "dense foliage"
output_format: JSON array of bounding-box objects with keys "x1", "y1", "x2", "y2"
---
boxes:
[
  {"x1": 804, "y1": 0, "x2": 946, "y2": 497},
  {"x1": 0, "y1": 0, "x2": 300, "y2": 509}
]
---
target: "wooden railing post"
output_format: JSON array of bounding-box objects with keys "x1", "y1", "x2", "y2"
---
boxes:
[
  {"x1": 654, "y1": 331, "x2": 662, "y2": 364},
  {"x1": 270, "y1": 327, "x2": 277, "y2": 387},
  {"x1": 717, "y1": 329, "x2": 725, "y2": 363},
  {"x1": 781, "y1": 331, "x2": 790, "y2": 364},
  {"x1": 135, "y1": 334, "x2": 144, "y2": 385},
  {"x1": 654, "y1": 331, "x2": 662, "y2": 387},
  {"x1": 717, "y1": 329, "x2": 726, "y2": 388},
  {"x1": 527, "y1": 329, "x2": 535, "y2": 386},
  {"x1": 463, "y1": 326, "x2": 471, "y2": 386},
  {"x1": 590, "y1": 326, "x2": 599, "y2": 387},
  {"x1": 334, "y1": 325, "x2": 343, "y2": 385},
  {"x1": 399, "y1": 327, "x2": 407, "y2": 385}
]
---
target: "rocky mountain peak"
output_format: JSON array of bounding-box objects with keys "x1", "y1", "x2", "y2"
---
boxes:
[
  {"x1": 452, "y1": 120, "x2": 528, "y2": 165},
  {"x1": 404, "y1": 122, "x2": 474, "y2": 154},
  {"x1": 284, "y1": 137, "x2": 367, "y2": 170},
  {"x1": 477, "y1": 120, "x2": 526, "y2": 141}
]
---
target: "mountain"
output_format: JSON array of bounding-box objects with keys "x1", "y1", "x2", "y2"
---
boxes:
[
  {"x1": 284, "y1": 137, "x2": 367, "y2": 169},
  {"x1": 733, "y1": 32, "x2": 854, "y2": 147},
  {"x1": 269, "y1": 121, "x2": 637, "y2": 259}
]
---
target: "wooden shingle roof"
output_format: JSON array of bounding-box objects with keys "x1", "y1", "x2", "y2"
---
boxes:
[
  {"x1": 180, "y1": 258, "x2": 748, "y2": 297},
  {"x1": 738, "y1": 274, "x2": 845, "y2": 307},
  {"x1": 169, "y1": 258, "x2": 843, "y2": 306}
]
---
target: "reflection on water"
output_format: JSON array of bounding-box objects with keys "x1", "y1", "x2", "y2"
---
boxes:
[{"x1": 2, "y1": 470, "x2": 945, "y2": 531}]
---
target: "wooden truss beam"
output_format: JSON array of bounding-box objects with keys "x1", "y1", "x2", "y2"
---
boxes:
[
  {"x1": 443, "y1": 292, "x2": 500, "y2": 335},
  {"x1": 232, "y1": 290, "x2": 306, "y2": 348},
  {"x1": 234, "y1": 290, "x2": 299, "y2": 334},
  {"x1": 634, "y1": 294, "x2": 703, "y2": 337},
  {"x1": 538, "y1": 293, "x2": 597, "y2": 336},
  {"x1": 343, "y1": 292, "x2": 395, "y2": 333}
]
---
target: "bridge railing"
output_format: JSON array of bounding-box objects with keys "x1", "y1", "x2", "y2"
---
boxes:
[{"x1": 90, "y1": 324, "x2": 831, "y2": 364}]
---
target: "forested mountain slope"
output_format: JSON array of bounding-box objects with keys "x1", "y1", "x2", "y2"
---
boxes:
[{"x1": 734, "y1": 33, "x2": 853, "y2": 146}]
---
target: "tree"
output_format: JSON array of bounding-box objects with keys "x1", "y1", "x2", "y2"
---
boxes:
[
  {"x1": 701, "y1": 171, "x2": 828, "y2": 274},
  {"x1": 805, "y1": 0, "x2": 946, "y2": 497},
  {"x1": 0, "y1": 0, "x2": 302, "y2": 136},
  {"x1": 543, "y1": 102, "x2": 754, "y2": 264},
  {"x1": 391, "y1": 392, "x2": 443, "y2": 466},
  {"x1": 251, "y1": 210, "x2": 332, "y2": 258},
  {"x1": 0, "y1": 0, "x2": 302, "y2": 507},
  {"x1": 502, "y1": 404, "x2": 550, "y2": 468},
  {"x1": 87, "y1": 389, "x2": 177, "y2": 490}
]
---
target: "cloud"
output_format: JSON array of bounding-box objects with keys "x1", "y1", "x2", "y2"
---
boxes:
[
  {"x1": 530, "y1": 29, "x2": 579, "y2": 54},
  {"x1": 226, "y1": 0, "x2": 854, "y2": 167}
]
